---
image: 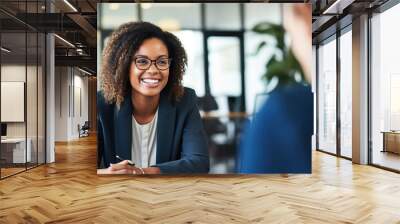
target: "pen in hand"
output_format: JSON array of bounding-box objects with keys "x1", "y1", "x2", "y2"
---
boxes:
[{"x1": 115, "y1": 155, "x2": 135, "y2": 166}]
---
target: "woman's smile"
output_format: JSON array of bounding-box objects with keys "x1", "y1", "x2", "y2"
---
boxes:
[{"x1": 140, "y1": 77, "x2": 162, "y2": 88}]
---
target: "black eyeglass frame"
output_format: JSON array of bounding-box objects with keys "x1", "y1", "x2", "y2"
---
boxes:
[{"x1": 132, "y1": 56, "x2": 172, "y2": 71}]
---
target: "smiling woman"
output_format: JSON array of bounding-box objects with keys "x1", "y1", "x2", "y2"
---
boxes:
[{"x1": 97, "y1": 21, "x2": 209, "y2": 175}]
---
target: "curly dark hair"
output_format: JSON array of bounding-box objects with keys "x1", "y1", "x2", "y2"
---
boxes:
[{"x1": 100, "y1": 21, "x2": 187, "y2": 106}]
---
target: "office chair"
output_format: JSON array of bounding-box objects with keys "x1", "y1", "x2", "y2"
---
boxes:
[{"x1": 79, "y1": 121, "x2": 90, "y2": 138}]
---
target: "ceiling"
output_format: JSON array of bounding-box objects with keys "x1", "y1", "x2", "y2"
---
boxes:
[
  {"x1": 312, "y1": 0, "x2": 389, "y2": 44},
  {"x1": 0, "y1": 0, "x2": 98, "y2": 74}
]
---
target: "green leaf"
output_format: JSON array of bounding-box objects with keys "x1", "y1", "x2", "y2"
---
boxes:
[
  {"x1": 253, "y1": 21, "x2": 305, "y2": 88},
  {"x1": 254, "y1": 41, "x2": 267, "y2": 55},
  {"x1": 266, "y1": 55, "x2": 278, "y2": 68}
]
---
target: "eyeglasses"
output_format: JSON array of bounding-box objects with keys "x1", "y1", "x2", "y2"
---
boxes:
[{"x1": 133, "y1": 56, "x2": 172, "y2": 71}]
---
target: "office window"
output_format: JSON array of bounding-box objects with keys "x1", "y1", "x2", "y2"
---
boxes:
[
  {"x1": 142, "y1": 3, "x2": 201, "y2": 30},
  {"x1": 208, "y1": 36, "x2": 241, "y2": 97},
  {"x1": 244, "y1": 3, "x2": 281, "y2": 30},
  {"x1": 317, "y1": 37, "x2": 337, "y2": 154},
  {"x1": 173, "y1": 31, "x2": 205, "y2": 97},
  {"x1": 339, "y1": 29, "x2": 352, "y2": 158},
  {"x1": 371, "y1": 4, "x2": 400, "y2": 171},
  {"x1": 205, "y1": 3, "x2": 240, "y2": 30},
  {"x1": 100, "y1": 3, "x2": 138, "y2": 29}
]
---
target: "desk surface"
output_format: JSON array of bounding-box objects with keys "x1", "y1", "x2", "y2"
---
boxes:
[
  {"x1": 1, "y1": 138, "x2": 27, "y2": 143},
  {"x1": 200, "y1": 111, "x2": 249, "y2": 119},
  {"x1": 381, "y1": 131, "x2": 400, "y2": 134}
]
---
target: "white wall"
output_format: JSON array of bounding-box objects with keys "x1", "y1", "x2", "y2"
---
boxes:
[
  {"x1": 1, "y1": 65, "x2": 31, "y2": 138},
  {"x1": 55, "y1": 66, "x2": 69, "y2": 141},
  {"x1": 54, "y1": 67, "x2": 89, "y2": 141}
]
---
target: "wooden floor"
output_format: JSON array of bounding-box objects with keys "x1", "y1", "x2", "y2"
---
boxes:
[
  {"x1": 372, "y1": 150, "x2": 400, "y2": 171},
  {"x1": 1, "y1": 135, "x2": 400, "y2": 223},
  {"x1": 1, "y1": 163, "x2": 44, "y2": 178},
  {"x1": 1, "y1": 167, "x2": 26, "y2": 178}
]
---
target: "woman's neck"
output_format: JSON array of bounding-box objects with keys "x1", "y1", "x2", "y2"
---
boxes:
[{"x1": 131, "y1": 91, "x2": 159, "y2": 124}]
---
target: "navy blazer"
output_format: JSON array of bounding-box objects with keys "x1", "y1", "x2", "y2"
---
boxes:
[
  {"x1": 238, "y1": 83, "x2": 313, "y2": 173},
  {"x1": 97, "y1": 87, "x2": 210, "y2": 174}
]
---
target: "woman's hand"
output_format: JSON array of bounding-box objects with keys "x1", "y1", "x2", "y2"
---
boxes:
[
  {"x1": 97, "y1": 160, "x2": 143, "y2": 175},
  {"x1": 142, "y1": 167, "x2": 161, "y2": 174},
  {"x1": 97, "y1": 160, "x2": 161, "y2": 175}
]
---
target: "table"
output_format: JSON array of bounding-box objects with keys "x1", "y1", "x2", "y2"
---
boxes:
[
  {"x1": 200, "y1": 111, "x2": 249, "y2": 119},
  {"x1": 1, "y1": 138, "x2": 32, "y2": 163},
  {"x1": 381, "y1": 131, "x2": 400, "y2": 154}
]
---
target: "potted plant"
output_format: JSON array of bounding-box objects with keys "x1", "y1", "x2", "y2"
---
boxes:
[{"x1": 252, "y1": 22, "x2": 306, "y2": 88}]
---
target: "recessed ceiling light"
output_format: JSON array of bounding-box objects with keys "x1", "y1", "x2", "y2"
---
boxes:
[
  {"x1": 63, "y1": 0, "x2": 78, "y2": 12},
  {"x1": 54, "y1": 34, "x2": 75, "y2": 48},
  {"x1": 78, "y1": 67, "x2": 93, "y2": 76}
]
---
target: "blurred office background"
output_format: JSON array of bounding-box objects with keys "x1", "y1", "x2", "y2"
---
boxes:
[{"x1": 98, "y1": 3, "x2": 284, "y2": 173}]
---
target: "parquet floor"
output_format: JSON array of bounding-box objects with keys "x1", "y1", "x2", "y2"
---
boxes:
[
  {"x1": 1, "y1": 167, "x2": 26, "y2": 177},
  {"x1": 1, "y1": 135, "x2": 400, "y2": 223}
]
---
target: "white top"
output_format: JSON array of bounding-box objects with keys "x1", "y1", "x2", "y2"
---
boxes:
[{"x1": 131, "y1": 109, "x2": 158, "y2": 168}]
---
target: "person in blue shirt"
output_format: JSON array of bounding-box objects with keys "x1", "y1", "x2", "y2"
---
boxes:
[
  {"x1": 238, "y1": 5, "x2": 313, "y2": 173},
  {"x1": 97, "y1": 22, "x2": 209, "y2": 175},
  {"x1": 239, "y1": 83, "x2": 313, "y2": 173}
]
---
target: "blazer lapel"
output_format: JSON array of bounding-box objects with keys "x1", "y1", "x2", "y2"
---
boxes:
[
  {"x1": 157, "y1": 91, "x2": 176, "y2": 163},
  {"x1": 114, "y1": 94, "x2": 133, "y2": 161}
]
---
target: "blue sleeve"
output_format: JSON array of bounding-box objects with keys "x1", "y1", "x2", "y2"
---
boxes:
[{"x1": 238, "y1": 86, "x2": 312, "y2": 173}]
